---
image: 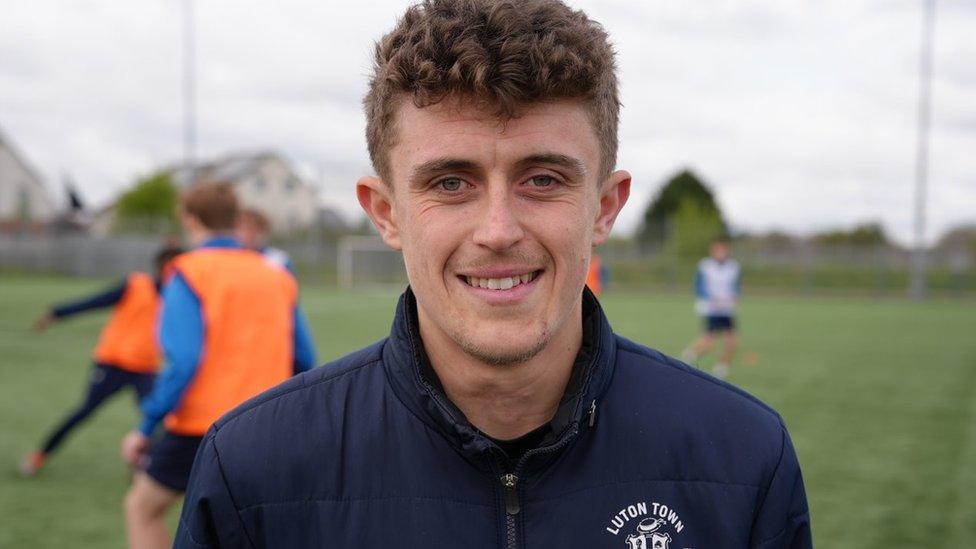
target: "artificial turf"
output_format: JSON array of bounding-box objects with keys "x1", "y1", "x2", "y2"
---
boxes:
[{"x1": 0, "y1": 275, "x2": 973, "y2": 547}]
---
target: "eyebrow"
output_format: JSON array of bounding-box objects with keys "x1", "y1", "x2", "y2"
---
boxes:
[
  {"x1": 516, "y1": 153, "x2": 587, "y2": 179},
  {"x1": 409, "y1": 153, "x2": 587, "y2": 186},
  {"x1": 409, "y1": 158, "x2": 481, "y2": 187}
]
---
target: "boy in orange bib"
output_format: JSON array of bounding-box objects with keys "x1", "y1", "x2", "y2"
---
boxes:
[
  {"x1": 120, "y1": 181, "x2": 316, "y2": 549},
  {"x1": 19, "y1": 246, "x2": 183, "y2": 476}
]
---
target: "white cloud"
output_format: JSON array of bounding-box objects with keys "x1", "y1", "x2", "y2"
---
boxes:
[{"x1": 1, "y1": 0, "x2": 973, "y2": 244}]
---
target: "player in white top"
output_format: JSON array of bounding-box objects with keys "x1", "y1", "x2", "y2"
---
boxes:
[{"x1": 682, "y1": 236, "x2": 740, "y2": 379}]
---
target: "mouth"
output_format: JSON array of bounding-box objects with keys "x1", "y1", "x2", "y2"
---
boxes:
[{"x1": 459, "y1": 270, "x2": 542, "y2": 291}]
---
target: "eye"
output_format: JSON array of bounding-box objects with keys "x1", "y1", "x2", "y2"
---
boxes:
[
  {"x1": 530, "y1": 175, "x2": 556, "y2": 187},
  {"x1": 437, "y1": 178, "x2": 463, "y2": 191}
]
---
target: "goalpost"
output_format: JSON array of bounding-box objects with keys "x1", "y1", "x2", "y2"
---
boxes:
[{"x1": 336, "y1": 235, "x2": 407, "y2": 290}]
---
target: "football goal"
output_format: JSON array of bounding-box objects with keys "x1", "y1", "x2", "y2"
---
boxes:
[{"x1": 336, "y1": 235, "x2": 407, "y2": 290}]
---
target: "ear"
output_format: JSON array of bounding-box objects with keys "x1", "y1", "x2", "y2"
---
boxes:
[
  {"x1": 592, "y1": 170, "x2": 631, "y2": 246},
  {"x1": 178, "y1": 210, "x2": 194, "y2": 229},
  {"x1": 179, "y1": 212, "x2": 205, "y2": 244},
  {"x1": 357, "y1": 176, "x2": 402, "y2": 250}
]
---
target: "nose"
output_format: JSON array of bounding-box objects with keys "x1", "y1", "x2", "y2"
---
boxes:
[{"x1": 471, "y1": 185, "x2": 524, "y2": 252}]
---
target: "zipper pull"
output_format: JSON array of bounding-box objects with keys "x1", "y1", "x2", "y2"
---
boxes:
[
  {"x1": 500, "y1": 473, "x2": 520, "y2": 515},
  {"x1": 588, "y1": 399, "x2": 597, "y2": 427}
]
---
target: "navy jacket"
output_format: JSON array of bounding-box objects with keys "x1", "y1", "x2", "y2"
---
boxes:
[{"x1": 176, "y1": 289, "x2": 811, "y2": 548}]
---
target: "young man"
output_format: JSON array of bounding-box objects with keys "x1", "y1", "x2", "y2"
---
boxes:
[
  {"x1": 682, "y1": 236, "x2": 741, "y2": 379},
  {"x1": 19, "y1": 246, "x2": 183, "y2": 476},
  {"x1": 176, "y1": 2, "x2": 810, "y2": 547},
  {"x1": 234, "y1": 207, "x2": 294, "y2": 272},
  {"x1": 121, "y1": 182, "x2": 317, "y2": 549}
]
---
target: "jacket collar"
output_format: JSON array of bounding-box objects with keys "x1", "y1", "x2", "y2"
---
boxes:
[
  {"x1": 382, "y1": 286, "x2": 617, "y2": 469},
  {"x1": 200, "y1": 236, "x2": 242, "y2": 249}
]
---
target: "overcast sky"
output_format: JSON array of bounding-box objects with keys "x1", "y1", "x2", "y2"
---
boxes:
[{"x1": 1, "y1": 0, "x2": 973, "y2": 244}]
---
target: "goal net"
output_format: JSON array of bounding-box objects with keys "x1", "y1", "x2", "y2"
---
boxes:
[{"x1": 336, "y1": 235, "x2": 407, "y2": 290}]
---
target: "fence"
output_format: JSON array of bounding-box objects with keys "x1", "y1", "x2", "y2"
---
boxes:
[
  {"x1": 0, "y1": 233, "x2": 339, "y2": 281},
  {"x1": 1, "y1": 233, "x2": 973, "y2": 297},
  {"x1": 599, "y1": 242, "x2": 975, "y2": 297},
  {"x1": 0, "y1": 234, "x2": 162, "y2": 277}
]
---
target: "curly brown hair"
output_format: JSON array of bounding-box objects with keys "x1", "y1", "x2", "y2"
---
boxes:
[{"x1": 365, "y1": 0, "x2": 620, "y2": 181}]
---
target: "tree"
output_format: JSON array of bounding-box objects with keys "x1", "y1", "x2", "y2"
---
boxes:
[
  {"x1": 638, "y1": 169, "x2": 726, "y2": 251},
  {"x1": 935, "y1": 224, "x2": 976, "y2": 268},
  {"x1": 666, "y1": 197, "x2": 726, "y2": 261},
  {"x1": 113, "y1": 172, "x2": 179, "y2": 234},
  {"x1": 936, "y1": 224, "x2": 976, "y2": 252},
  {"x1": 812, "y1": 222, "x2": 889, "y2": 247},
  {"x1": 742, "y1": 230, "x2": 798, "y2": 249}
]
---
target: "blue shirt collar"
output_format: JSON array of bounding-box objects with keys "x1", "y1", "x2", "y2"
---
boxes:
[{"x1": 200, "y1": 236, "x2": 242, "y2": 249}]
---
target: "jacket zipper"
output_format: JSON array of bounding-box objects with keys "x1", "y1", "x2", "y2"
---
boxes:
[
  {"x1": 496, "y1": 422, "x2": 584, "y2": 549},
  {"x1": 500, "y1": 473, "x2": 519, "y2": 549}
]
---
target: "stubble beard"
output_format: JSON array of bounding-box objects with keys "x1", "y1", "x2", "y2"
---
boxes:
[
  {"x1": 438, "y1": 250, "x2": 556, "y2": 366},
  {"x1": 449, "y1": 324, "x2": 553, "y2": 367}
]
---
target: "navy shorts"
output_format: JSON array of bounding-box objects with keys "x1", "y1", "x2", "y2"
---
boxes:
[
  {"x1": 144, "y1": 431, "x2": 204, "y2": 492},
  {"x1": 93, "y1": 362, "x2": 156, "y2": 400},
  {"x1": 705, "y1": 315, "x2": 736, "y2": 333}
]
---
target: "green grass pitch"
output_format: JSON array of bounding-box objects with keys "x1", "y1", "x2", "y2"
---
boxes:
[{"x1": 1, "y1": 275, "x2": 974, "y2": 548}]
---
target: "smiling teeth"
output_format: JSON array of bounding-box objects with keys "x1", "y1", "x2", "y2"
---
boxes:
[{"x1": 466, "y1": 272, "x2": 536, "y2": 290}]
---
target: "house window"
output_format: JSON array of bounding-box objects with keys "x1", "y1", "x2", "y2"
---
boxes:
[{"x1": 18, "y1": 185, "x2": 31, "y2": 222}]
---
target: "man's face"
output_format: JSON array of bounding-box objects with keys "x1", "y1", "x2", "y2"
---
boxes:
[
  {"x1": 710, "y1": 242, "x2": 730, "y2": 261},
  {"x1": 361, "y1": 97, "x2": 629, "y2": 366}
]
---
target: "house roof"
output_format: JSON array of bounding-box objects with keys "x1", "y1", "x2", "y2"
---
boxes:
[
  {"x1": 169, "y1": 150, "x2": 297, "y2": 188},
  {"x1": 0, "y1": 124, "x2": 56, "y2": 209}
]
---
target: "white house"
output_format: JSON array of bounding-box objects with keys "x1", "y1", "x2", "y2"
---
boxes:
[
  {"x1": 0, "y1": 125, "x2": 56, "y2": 232},
  {"x1": 172, "y1": 151, "x2": 319, "y2": 234}
]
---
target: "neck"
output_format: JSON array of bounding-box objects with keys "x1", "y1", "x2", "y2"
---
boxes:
[
  {"x1": 419, "y1": 302, "x2": 582, "y2": 441},
  {"x1": 189, "y1": 228, "x2": 213, "y2": 247}
]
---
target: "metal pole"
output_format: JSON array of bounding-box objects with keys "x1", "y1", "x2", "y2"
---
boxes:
[
  {"x1": 910, "y1": 0, "x2": 935, "y2": 300},
  {"x1": 183, "y1": 0, "x2": 197, "y2": 185}
]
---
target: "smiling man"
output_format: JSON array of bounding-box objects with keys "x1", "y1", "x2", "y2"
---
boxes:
[{"x1": 175, "y1": 1, "x2": 811, "y2": 548}]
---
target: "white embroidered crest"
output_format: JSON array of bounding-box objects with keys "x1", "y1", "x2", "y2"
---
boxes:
[{"x1": 605, "y1": 502, "x2": 687, "y2": 549}]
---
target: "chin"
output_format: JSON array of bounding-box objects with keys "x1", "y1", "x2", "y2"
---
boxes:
[{"x1": 452, "y1": 330, "x2": 551, "y2": 367}]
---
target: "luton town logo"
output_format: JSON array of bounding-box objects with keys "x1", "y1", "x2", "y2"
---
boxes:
[
  {"x1": 605, "y1": 502, "x2": 686, "y2": 549},
  {"x1": 625, "y1": 518, "x2": 671, "y2": 549}
]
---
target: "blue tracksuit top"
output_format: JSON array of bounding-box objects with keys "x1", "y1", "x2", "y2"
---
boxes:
[{"x1": 176, "y1": 288, "x2": 811, "y2": 548}]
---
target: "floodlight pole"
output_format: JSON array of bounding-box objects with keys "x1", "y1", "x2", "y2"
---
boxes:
[
  {"x1": 183, "y1": 0, "x2": 197, "y2": 185},
  {"x1": 910, "y1": 0, "x2": 935, "y2": 300}
]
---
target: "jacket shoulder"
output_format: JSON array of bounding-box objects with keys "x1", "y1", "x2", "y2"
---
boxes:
[
  {"x1": 608, "y1": 336, "x2": 792, "y2": 489},
  {"x1": 613, "y1": 335, "x2": 783, "y2": 427}
]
